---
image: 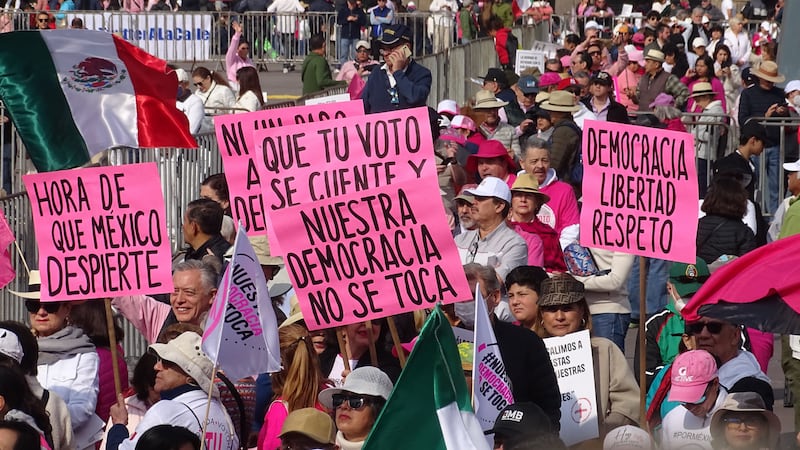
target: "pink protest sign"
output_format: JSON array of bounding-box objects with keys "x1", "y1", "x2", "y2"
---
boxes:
[
  {"x1": 252, "y1": 107, "x2": 471, "y2": 330},
  {"x1": 214, "y1": 100, "x2": 365, "y2": 254},
  {"x1": 23, "y1": 163, "x2": 173, "y2": 301},
  {"x1": 579, "y1": 120, "x2": 698, "y2": 264}
]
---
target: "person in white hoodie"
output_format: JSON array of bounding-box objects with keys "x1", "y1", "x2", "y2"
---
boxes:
[
  {"x1": 428, "y1": 0, "x2": 457, "y2": 53},
  {"x1": 723, "y1": 17, "x2": 751, "y2": 69}
]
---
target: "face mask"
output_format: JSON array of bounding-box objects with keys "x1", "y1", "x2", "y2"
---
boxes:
[{"x1": 792, "y1": 95, "x2": 800, "y2": 109}]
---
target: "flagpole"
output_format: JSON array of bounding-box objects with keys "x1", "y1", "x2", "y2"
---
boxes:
[
  {"x1": 638, "y1": 257, "x2": 647, "y2": 427},
  {"x1": 336, "y1": 327, "x2": 351, "y2": 372},
  {"x1": 365, "y1": 320, "x2": 379, "y2": 366},
  {"x1": 387, "y1": 317, "x2": 406, "y2": 368},
  {"x1": 103, "y1": 298, "x2": 122, "y2": 398},
  {"x1": 198, "y1": 363, "x2": 219, "y2": 450},
  {"x1": 13, "y1": 239, "x2": 30, "y2": 276}
]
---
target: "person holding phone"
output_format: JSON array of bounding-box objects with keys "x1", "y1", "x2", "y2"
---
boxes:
[
  {"x1": 337, "y1": 40, "x2": 376, "y2": 84},
  {"x1": 361, "y1": 24, "x2": 432, "y2": 114}
]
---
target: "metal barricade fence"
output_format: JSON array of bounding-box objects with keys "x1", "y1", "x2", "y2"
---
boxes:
[
  {"x1": 680, "y1": 112, "x2": 737, "y2": 194},
  {"x1": 744, "y1": 116, "x2": 800, "y2": 217}
]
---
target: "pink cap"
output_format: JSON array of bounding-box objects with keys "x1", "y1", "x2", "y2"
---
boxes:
[
  {"x1": 539, "y1": 72, "x2": 562, "y2": 88},
  {"x1": 560, "y1": 55, "x2": 571, "y2": 71},
  {"x1": 668, "y1": 350, "x2": 718, "y2": 403},
  {"x1": 628, "y1": 48, "x2": 644, "y2": 64},
  {"x1": 450, "y1": 115, "x2": 476, "y2": 132}
]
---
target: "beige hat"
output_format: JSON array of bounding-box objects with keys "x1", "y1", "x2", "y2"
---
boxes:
[
  {"x1": 473, "y1": 89, "x2": 509, "y2": 109},
  {"x1": 710, "y1": 392, "x2": 780, "y2": 448},
  {"x1": 318, "y1": 366, "x2": 394, "y2": 409},
  {"x1": 689, "y1": 81, "x2": 715, "y2": 98},
  {"x1": 279, "y1": 295, "x2": 303, "y2": 328},
  {"x1": 149, "y1": 331, "x2": 219, "y2": 397},
  {"x1": 510, "y1": 173, "x2": 550, "y2": 204},
  {"x1": 751, "y1": 61, "x2": 785, "y2": 83},
  {"x1": 534, "y1": 91, "x2": 550, "y2": 104},
  {"x1": 279, "y1": 408, "x2": 336, "y2": 444},
  {"x1": 249, "y1": 235, "x2": 283, "y2": 266},
  {"x1": 8, "y1": 270, "x2": 41, "y2": 300},
  {"x1": 539, "y1": 90, "x2": 579, "y2": 113},
  {"x1": 356, "y1": 39, "x2": 370, "y2": 50},
  {"x1": 644, "y1": 48, "x2": 665, "y2": 63}
]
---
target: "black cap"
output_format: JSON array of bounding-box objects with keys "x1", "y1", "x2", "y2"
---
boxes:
[
  {"x1": 591, "y1": 71, "x2": 612, "y2": 86},
  {"x1": 379, "y1": 24, "x2": 412, "y2": 46},
  {"x1": 481, "y1": 68, "x2": 508, "y2": 86},
  {"x1": 485, "y1": 402, "x2": 553, "y2": 438},
  {"x1": 740, "y1": 121, "x2": 769, "y2": 144}
]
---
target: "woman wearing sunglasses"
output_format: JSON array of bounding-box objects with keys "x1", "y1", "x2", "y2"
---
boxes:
[
  {"x1": 533, "y1": 274, "x2": 640, "y2": 444},
  {"x1": 10, "y1": 270, "x2": 104, "y2": 450},
  {"x1": 318, "y1": 366, "x2": 393, "y2": 450},
  {"x1": 709, "y1": 392, "x2": 780, "y2": 450}
]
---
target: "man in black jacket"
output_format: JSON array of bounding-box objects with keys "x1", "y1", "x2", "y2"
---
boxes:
[
  {"x1": 583, "y1": 71, "x2": 630, "y2": 124},
  {"x1": 182, "y1": 198, "x2": 231, "y2": 267},
  {"x1": 463, "y1": 263, "x2": 562, "y2": 431}
]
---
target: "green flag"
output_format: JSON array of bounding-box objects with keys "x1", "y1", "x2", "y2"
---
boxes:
[{"x1": 363, "y1": 306, "x2": 490, "y2": 450}]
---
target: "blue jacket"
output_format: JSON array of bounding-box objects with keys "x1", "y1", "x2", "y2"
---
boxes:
[{"x1": 361, "y1": 60, "x2": 431, "y2": 114}]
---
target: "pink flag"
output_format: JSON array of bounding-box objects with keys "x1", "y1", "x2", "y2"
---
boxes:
[
  {"x1": 682, "y1": 233, "x2": 800, "y2": 322},
  {"x1": 0, "y1": 209, "x2": 15, "y2": 290}
]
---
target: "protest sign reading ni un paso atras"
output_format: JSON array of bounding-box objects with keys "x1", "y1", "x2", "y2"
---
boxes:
[{"x1": 252, "y1": 107, "x2": 471, "y2": 330}]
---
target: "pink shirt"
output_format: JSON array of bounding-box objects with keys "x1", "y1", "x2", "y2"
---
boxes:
[
  {"x1": 538, "y1": 178, "x2": 579, "y2": 237},
  {"x1": 226, "y1": 31, "x2": 255, "y2": 86}
]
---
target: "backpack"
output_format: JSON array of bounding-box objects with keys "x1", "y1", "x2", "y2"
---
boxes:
[
  {"x1": 505, "y1": 30, "x2": 519, "y2": 69},
  {"x1": 549, "y1": 120, "x2": 583, "y2": 184}
]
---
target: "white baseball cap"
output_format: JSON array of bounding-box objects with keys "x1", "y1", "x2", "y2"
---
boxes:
[
  {"x1": 784, "y1": 80, "x2": 800, "y2": 95},
  {"x1": 437, "y1": 99, "x2": 459, "y2": 116},
  {"x1": 585, "y1": 20, "x2": 601, "y2": 31},
  {"x1": 692, "y1": 37, "x2": 707, "y2": 48},
  {"x1": 784, "y1": 158, "x2": 800, "y2": 173},
  {"x1": 464, "y1": 176, "x2": 511, "y2": 203},
  {"x1": 0, "y1": 328, "x2": 24, "y2": 364}
]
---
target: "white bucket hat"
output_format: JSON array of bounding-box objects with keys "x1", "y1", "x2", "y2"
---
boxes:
[
  {"x1": 318, "y1": 366, "x2": 393, "y2": 409},
  {"x1": 149, "y1": 331, "x2": 219, "y2": 397}
]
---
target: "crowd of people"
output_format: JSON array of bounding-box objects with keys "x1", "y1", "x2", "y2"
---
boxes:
[{"x1": 2, "y1": 0, "x2": 800, "y2": 448}]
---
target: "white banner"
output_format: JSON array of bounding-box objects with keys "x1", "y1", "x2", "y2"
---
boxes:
[
  {"x1": 472, "y1": 290, "x2": 514, "y2": 441},
  {"x1": 202, "y1": 226, "x2": 282, "y2": 380},
  {"x1": 543, "y1": 330, "x2": 599, "y2": 446},
  {"x1": 305, "y1": 93, "x2": 351, "y2": 105},
  {"x1": 530, "y1": 40, "x2": 559, "y2": 57},
  {"x1": 64, "y1": 12, "x2": 213, "y2": 61},
  {"x1": 515, "y1": 49, "x2": 546, "y2": 75}
]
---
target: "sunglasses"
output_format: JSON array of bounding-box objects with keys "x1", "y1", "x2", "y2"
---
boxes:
[
  {"x1": 38, "y1": 18, "x2": 49, "y2": 22},
  {"x1": 681, "y1": 394, "x2": 707, "y2": 407},
  {"x1": 332, "y1": 394, "x2": 371, "y2": 410},
  {"x1": 24, "y1": 300, "x2": 62, "y2": 314},
  {"x1": 684, "y1": 321, "x2": 725, "y2": 335},
  {"x1": 589, "y1": 51, "x2": 602, "y2": 56},
  {"x1": 723, "y1": 415, "x2": 764, "y2": 429},
  {"x1": 194, "y1": 82, "x2": 204, "y2": 87}
]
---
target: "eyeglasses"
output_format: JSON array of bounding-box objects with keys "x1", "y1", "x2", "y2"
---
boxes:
[
  {"x1": 723, "y1": 416, "x2": 764, "y2": 429},
  {"x1": 24, "y1": 300, "x2": 62, "y2": 314},
  {"x1": 684, "y1": 321, "x2": 725, "y2": 335},
  {"x1": 332, "y1": 394, "x2": 371, "y2": 409},
  {"x1": 467, "y1": 237, "x2": 479, "y2": 263}
]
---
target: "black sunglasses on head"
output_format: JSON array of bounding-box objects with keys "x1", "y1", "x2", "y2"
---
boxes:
[{"x1": 24, "y1": 300, "x2": 62, "y2": 314}]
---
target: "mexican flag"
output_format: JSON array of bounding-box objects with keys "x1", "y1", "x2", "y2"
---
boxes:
[
  {"x1": 363, "y1": 306, "x2": 490, "y2": 450},
  {"x1": 0, "y1": 30, "x2": 197, "y2": 172}
]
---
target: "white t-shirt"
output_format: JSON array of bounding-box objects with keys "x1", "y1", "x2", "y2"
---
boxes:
[
  {"x1": 659, "y1": 388, "x2": 726, "y2": 450},
  {"x1": 720, "y1": 0, "x2": 733, "y2": 19}
]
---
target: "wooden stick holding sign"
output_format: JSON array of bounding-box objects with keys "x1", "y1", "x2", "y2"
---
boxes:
[
  {"x1": 638, "y1": 257, "x2": 647, "y2": 426},
  {"x1": 336, "y1": 327, "x2": 351, "y2": 372},
  {"x1": 103, "y1": 298, "x2": 122, "y2": 398},
  {"x1": 198, "y1": 363, "x2": 219, "y2": 450},
  {"x1": 387, "y1": 317, "x2": 406, "y2": 368},
  {"x1": 365, "y1": 320, "x2": 378, "y2": 367}
]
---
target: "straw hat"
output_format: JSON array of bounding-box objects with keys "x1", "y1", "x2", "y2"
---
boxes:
[
  {"x1": 689, "y1": 81, "x2": 715, "y2": 98},
  {"x1": 8, "y1": 270, "x2": 41, "y2": 300},
  {"x1": 510, "y1": 173, "x2": 550, "y2": 204},
  {"x1": 644, "y1": 48, "x2": 665, "y2": 63},
  {"x1": 249, "y1": 235, "x2": 283, "y2": 266},
  {"x1": 148, "y1": 332, "x2": 219, "y2": 397},
  {"x1": 710, "y1": 392, "x2": 780, "y2": 447},
  {"x1": 539, "y1": 91, "x2": 579, "y2": 113},
  {"x1": 473, "y1": 89, "x2": 509, "y2": 109},
  {"x1": 751, "y1": 61, "x2": 785, "y2": 83}
]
